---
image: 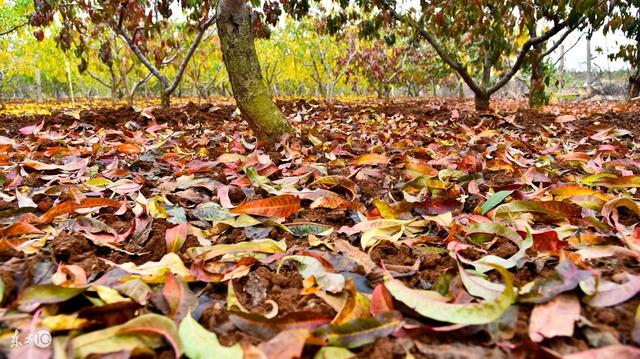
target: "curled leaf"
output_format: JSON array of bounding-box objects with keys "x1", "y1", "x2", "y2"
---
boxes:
[{"x1": 384, "y1": 264, "x2": 515, "y2": 325}]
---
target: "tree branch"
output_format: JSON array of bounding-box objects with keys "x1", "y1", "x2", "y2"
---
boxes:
[
  {"x1": 116, "y1": 23, "x2": 171, "y2": 89},
  {"x1": 379, "y1": 0, "x2": 485, "y2": 95},
  {"x1": 86, "y1": 70, "x2": 111, "y2": 88},
  {"x1": 487, "y1": 21, "x2": 568, "y2": 94},
  {"x1": 130, "y1": 72, "x2": 153, "y2": 98},
  {"x1": 380, "y1": 0, "x2": 569, "y2": 96},
  {"x1": 166, "y1": 15, "x2": 217, "y2": 94},
  {"x1": 0, "y1": 21, "x2": 27, "y2": 36},
  {"x1": 542, "y1": 21, "x2": 582, "y2": 58}
]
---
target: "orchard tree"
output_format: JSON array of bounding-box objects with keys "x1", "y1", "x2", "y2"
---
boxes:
[
  {"x1": 293, "y1": 19, "x2": 356, "y2": 99},
  {"x1": 350, "y1": 38, "x2": 405, "y2": 99},
  {"x1": 186, "y1": 37, "x2": 228, "y2": 99},
  {"x1": 602, "y1": 1, "x2": 640, "y2": 98},
  {"x1": 31, "y1": 0, "x2": 292, "y2": 142},
  {"x1": 30, "y1": 0, "x2": 216, "y2": 107},
  {"x1": 276, "y1": 0, "x2": 601, "y2": 110},
  {"x1": 83, "y1": 34, "x2": 151, "y2": 103},
  {"x1": 0, "y1": 0, "x2": 32, "y2": 36},
  {"x1": 374, "y1": 0, "x2": 606, "y2": 110},
  {"x1": 398, "y1": 45, "x2": 456, "y2": 97}
]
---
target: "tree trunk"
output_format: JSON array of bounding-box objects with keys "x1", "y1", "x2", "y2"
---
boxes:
[
  {"x1": 160, "y1": 91, "x2": 170, "y2": 108},
  {"x1": 217, "y1": 0, "x2": 292, "y2": 143},
  {"x1": 109, "y1": 69, "x2": 118, "y2": 102},
  {"x1": 628, "y1": 68, "x2": 640, "y2": 99},
  {"x1": 474, "y1": 93, "x2": 490, "y2": 111},
  {"x1": 559, "y1": 44, "x2": 565, "y2": 90},
  {"x1": 529, "y1": 44, "x2": 545, "y2": 108},
  {"x1": 0, "y1": 71, "x2": 5, "y2": 110},
  {"x1": 586, "y1": 38, "x2": 593, "y2": 97},
  {"x1": 65, "y1": 60, "x2": 75, "y2": 105},
  {"x1": 35, "y1": 67, "x2": 43, "y2": 103}
]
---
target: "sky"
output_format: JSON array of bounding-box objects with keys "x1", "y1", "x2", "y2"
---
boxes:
[{"x1": 549, "y1": 28, "x2": 633, "y2": 72}]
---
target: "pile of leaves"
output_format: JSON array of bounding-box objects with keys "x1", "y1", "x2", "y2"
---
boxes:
[{"x1": 0, "y1": 98, "x2": 639, "y2": 358}]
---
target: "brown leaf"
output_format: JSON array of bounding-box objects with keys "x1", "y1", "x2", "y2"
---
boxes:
[{"x1": 256, "y1": 329, "x2": 310, "y2": 359}]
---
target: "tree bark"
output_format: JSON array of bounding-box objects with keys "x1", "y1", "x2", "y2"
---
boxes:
[
  {"x1": 160, "y1": 91, "x2": 170, "y2": 108},
  {"x1": 586, "y1": 38, "x2": 593, "y2": 97},
  {"x1": 475, "y1": 93, "x2": 490, "y2": 111},
  {"x1": 529, "y1": 44, "x2": 545, "y2": 108},
  {"x1": 217, "y1": 0, "x2": 292, "y2": 143}
]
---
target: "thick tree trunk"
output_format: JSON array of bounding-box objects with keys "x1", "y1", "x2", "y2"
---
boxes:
[
  {"x1": 529, "y1": 44, "x2": 545, "y2": 108},
  {"x1": 217, "y1": 0, "x2": 292, "y2": 143},
  {"x1": 475, "y1": 93, "x2": 490, "y2": 111}
]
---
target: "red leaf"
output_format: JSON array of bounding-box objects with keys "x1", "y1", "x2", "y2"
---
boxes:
[
  {"x1": 117, "y1": 143, "x2": 143, "y2": 154},
  {"x1": 370, "y1": 284, "x2": 394, "y2": 316},
  {"x1": 0, "y1": 222, "x2": 44, "y2": 238},
  {"x1": 230, "y1": 195, "x2": 301, "y2": 218},
  {"x1": 40, "y1": 198, "x2": 121, "y2": 224}
]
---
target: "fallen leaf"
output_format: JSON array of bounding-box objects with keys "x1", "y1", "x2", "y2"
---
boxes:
[
  {"x1": 529, "y1": 293, "x2": 580, "y2": 342},
  {"x1": 179, "y1": 314, "x2": 243, "y2": 359},
  {"x1": 313, "y1": 311, "x2": 403, "y2": 348},
  {"x1": 231, "y1": 194, "x2": 301, "y2": 218},
  {"x1": 384, "y1": 264, "x2": 515, "y2": 324}
]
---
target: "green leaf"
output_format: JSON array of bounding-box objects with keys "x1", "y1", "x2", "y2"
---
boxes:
[
  {"x1": 481, "y1": 190, "x2": 513, "y2": 214},
  {"x1": 313, "y1": 311, "x2": 404, "y2": 348},
  {"x1": 72, "y1": 315, "x2": 171, "y2": 358},
  {"x1": 179, "y1": 315, "x2": 243, "y2": 359},
  {"x1": 18, "y1": 284, "x2": 85, "y2": 312},
  {"x1": 458, "y1": 264, "x2": 505, "y2": 301},
  {"x1": 384, "y1": 264, "x2": 515, "y2": 325},
  {"x1": 314, "y1": 347, "x2": 355, "y2": 359},
  {"x1": 117, "y1": 314, "x2": 182, "y2": 357}
]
